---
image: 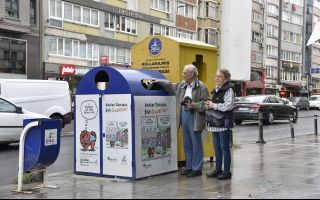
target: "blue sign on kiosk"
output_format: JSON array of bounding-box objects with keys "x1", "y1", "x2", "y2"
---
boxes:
[{"x1": 75, "y1": 66, "x2": 178, "y2": 180}]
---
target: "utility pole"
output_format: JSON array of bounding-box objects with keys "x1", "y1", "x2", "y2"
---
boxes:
[{"x1": 278, "y1": 0, "x2": 283, "y2": 85}]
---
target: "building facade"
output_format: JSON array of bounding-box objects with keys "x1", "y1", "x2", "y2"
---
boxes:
[
  {"x1": 279, "y1": 0, "x2": 305, "y2": 98},
  {"x1": 0, "y1": 0, "x2": 41, "y2": 79},
  {"x1": 265, "y1": 0, "x2": 280, "y2": 95},
  {"x1": 311, "y1": 0, "x2": 320, "y2": 94}
]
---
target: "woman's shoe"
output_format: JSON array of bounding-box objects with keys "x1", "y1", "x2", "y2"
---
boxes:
[
  {"x1": 207, "y1": 170, "x2": 223, "y2": 178},
  {"x1": 217, "y1": 172, "x2": 232, "y2": 180}
]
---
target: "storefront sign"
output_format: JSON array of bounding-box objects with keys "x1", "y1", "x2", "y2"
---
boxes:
[
  {"x1": 60, "y1": 65, "x2": 90, "y2": 76},
  {"x1": 60, "y1": 65, "x2": 76, "y2": 76}
]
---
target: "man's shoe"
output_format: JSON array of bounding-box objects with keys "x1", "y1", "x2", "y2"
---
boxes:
[
  {"x1": 217, "y1": 172, "x2": 232, "y2": 180},
  {"x1": 181, "y1": 169, "x2": 192, "y2": 176},
  {"x1": 207, "y1": 170, "x2": 223, "y2": 178},
  {"x1": 187, "y1": 171, "x2": 202, "y2": 177}
]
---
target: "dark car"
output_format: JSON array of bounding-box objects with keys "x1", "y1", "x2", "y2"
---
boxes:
[
  {"x1": 234, "y1": 96, "x2": 298, "y2": 125},
  {"x1": 288, "y1": 97, "x2": 310, "y2": 111}
]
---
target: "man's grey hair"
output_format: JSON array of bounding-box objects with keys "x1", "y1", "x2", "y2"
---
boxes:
[{"x1": 184, "y1": 64, "x2": 199, "y2": 77}]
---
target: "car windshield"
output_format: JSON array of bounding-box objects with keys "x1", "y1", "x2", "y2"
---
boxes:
[
  {"x1": 310, "y1": 97, "x2": 319, "y2": 101},
  {"x1": 237, "y1": 96, "x2": 267, "y2": 103},
  {"x1": 289, "y1": 97, "x2": 300, "y2": 102}
]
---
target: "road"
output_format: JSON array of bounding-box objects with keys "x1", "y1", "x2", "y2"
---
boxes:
[{"x1": 0, "y1": 110, "x2": 319, "y2": 186}]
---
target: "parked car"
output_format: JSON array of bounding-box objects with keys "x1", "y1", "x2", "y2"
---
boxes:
[
  {"x1": 288, "y1": 97, "x2": 310, "y2": 111},
  {"x1": 0, "y1": 79, "x2": 72, "y2": 127},
  {"x1": 0, "y1": 98, "x2": 48, "y2": 145},
  {"x1": 309, "y1": 95, "x2": 320, "y2": 110},
  {"x1": 234, "y1": 95, "x2": 298, "y2": 125}
]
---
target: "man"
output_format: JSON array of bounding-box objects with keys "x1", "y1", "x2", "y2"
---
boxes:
[{"x1": 153, "y1": 65, "x2": 209, "y2": 177}]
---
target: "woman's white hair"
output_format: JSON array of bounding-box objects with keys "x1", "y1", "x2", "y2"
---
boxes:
[{"x1": 184, "y1": 64, "x2": 199, "y2": 77}]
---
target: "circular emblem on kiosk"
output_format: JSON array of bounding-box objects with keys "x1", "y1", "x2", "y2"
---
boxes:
[{"x1": 149, "y1": 38, "x2": 162, "y2": 56}]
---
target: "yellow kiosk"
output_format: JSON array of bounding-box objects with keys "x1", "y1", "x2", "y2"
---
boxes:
[{"x1": 131, "y1": 35, "x2": 218, "y2": 162}]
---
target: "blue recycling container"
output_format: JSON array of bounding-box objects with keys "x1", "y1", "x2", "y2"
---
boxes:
[
  {"x1": 75, "y1": 66, "x2": 178, "y2": 180},
  {"x1": 23, "y1": 119, "x2": 62, "y2": 172}
]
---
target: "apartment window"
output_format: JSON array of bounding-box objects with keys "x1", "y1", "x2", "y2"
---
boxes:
[
  {"x1": 48, "y1": 36, "x2": 99, "y2": 62},
  {"x1": 282, "y1": 30, "x2": 302, "y2": 44},
  {"x1": 252, "y1": 12, "x2": 263, "y2": 24},
  {"x1": 205, "y1": 29, "x2": 218, "y2": 45},
  {"x1": 30, "y1": 0, "x2": 36, "y2": 25},
  {"x1": 73, "y1": 5, "x2": 81, "y2": 22},
  {"x1": 150, "y1": 0, "x2": 171, "y2": 13},
  {"x1": 267, "y1": 4, "x2": 278, "y2": 17},
  {"x1": 177, "y1": 2, "x2": 196, "y2": 19},
  {"x1": 205, "y1": 1, "x2": 218, "y2": 19},
  {"x1": 284, "y1": 0, "x2": 304, "y2": 7},
  {"x1": 281, "y1": 50, "x2": 302, "y2": 63},
  {"x1": 267, "y1": 45, "x2": 278, "y2": 58},
  {"x1": 64, "y1": 2, "x2": 72, "y2": 21},
  {"x1": 50, "y1": 1, "x2": 99, "y2": 27},
  {"x1": 6, "y1": 0, "x2": 19, "y2": 19},
  {"x1": 313, "y1": 47, "x2": 320, "y2": 56},
  {"x1": 267, "y1": 25, "x2": 278, "y2": 38},
  {"x1": 105, "y1": 13, "x2": 137, "y2": 35},
  {"x1": 177, "y1": 30, "x2": 195, "y2": 40},
  {"x1": 282, "y1": 11, "x2": 303, "y2": 25},
  {"x1": 102, "y1": 46, "x2": 131, "y2": 65},
  {"x1": 0, "y1": 37, "x2": 26, "y2": 75},
  {"x1": 150, "y1": 24, "x2": 174, "y2": 36},
  {"x1": 252, "y1": 32, "x2": 262, "y2": 43},
  {"x1": 83, "y1": 8, "x2": 91, "y2": 24}
]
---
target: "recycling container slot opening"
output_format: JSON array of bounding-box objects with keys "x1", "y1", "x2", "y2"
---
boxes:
[
  {"x1": 141, "y1": 79, "x2": 162, "y2": 90},
  {"x1": 95, "y1": 71, "x2": 109, "y2": 91}
]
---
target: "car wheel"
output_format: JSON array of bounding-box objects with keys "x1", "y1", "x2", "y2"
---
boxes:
[
  {"x1": 51, "y1": 115, "x2": 65, "y2": 128},
  {"x1": 235, "y1": 120, "x2": 243, "y2": 125},
  {"x1": 266, "y1": 111, "x2": 275, "y2": 125},
  {"x1": 292, "y1": 111, "x2": 298, "y2": 123}
]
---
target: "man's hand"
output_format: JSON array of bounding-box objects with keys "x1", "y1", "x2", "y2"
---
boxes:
[{"x1": 187, "y1": 102, "x2": 195, "y2": 109}]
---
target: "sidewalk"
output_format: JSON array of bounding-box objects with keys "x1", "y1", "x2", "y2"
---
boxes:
[{"x1": 1, "y1": 135, "x2": 320, "y2": 199}]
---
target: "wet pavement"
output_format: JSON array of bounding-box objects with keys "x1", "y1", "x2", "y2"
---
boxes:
[{"x1": 1, "y1": 134, "x2": 320, "y2": 199}]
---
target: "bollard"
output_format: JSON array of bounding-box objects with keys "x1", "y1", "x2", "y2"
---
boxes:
[
  {"x1": 315, "y1": 115, "x2": 318, "y2": 136},
  {"x1": 289, "y1": 115, "x2": 295, "y2": 139},
  {"x1": 256, "y1": 112, "x2": 266, "y2": 144}
]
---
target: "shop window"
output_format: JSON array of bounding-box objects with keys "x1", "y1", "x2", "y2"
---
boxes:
[{"x1": 0, "y1": 37, "x2": 26, "y2": 75}]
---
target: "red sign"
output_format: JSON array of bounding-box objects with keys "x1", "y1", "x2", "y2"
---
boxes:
[
  {"x1": 100, "y1": 56, "x2": 109, "y2": 66},
  {"x1": 60, "y1": 65, "x2": 76, "y2": 76}
]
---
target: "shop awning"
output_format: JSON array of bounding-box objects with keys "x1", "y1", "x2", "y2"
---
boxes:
[{"x1": 281, "y1": 81, "x2": 302, "y2": 88}]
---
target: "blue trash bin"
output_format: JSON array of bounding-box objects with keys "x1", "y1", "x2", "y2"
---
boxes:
[
  {"x1": 23, "y1": 119, "x2": 62, "y2": 172},
  {"x1": 75, "y1": 66, "x2": 178, "y2": 180}
]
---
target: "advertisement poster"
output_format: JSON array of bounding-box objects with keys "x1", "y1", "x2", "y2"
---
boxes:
[
  {"x1": 75, "y1": 95, "x2": 101, "y2": 174},
  {"x1": 102, "y1": 94, "x2": 132, "y2": 178},
  {"x1": 134, "y1": 96, "x2": 177, "y2": 179}
]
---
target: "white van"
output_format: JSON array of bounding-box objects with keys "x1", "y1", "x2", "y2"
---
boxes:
[
  {"x1": 0, "y1": 79, "x2": 72, "y2": 126},
  {"x1": 309, "y1": 95, "x2": 320, "y2": 110}
]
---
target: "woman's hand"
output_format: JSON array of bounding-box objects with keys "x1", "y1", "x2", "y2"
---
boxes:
[{"x1": 205, "y1": 100, "x2": 216, "y2": 110}]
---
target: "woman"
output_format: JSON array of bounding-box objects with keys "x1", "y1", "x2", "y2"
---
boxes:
[{"x1": 205, "y1": 69, "x2": 234, "y2": 180}]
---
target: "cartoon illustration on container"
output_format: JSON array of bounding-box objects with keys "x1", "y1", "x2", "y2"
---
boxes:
[
  {"x1": 142, "y1": 116, "x2": 172, "y2": 161},
  {"x1": 80, "y1": 130, "x2": 97, "y2": 151},
  {"x1": 106, "y1": 121, "x2": 129, "y2": 149}
]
